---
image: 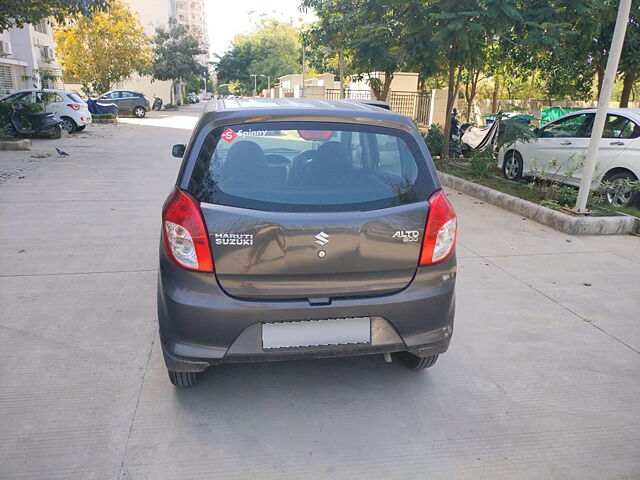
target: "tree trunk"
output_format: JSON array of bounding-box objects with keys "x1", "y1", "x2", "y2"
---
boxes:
[
  {"x1": 464, "y1": 69, "x2": 480, "y2": 122},
  {"x1": 338, "y1": 49, "x2": 345, "y2": 99},
  {"x1": 442, "y1": 61, "x2": 461, "y2": 160},
  {"x1": 380, "y1": 73, "x2": 393, "y2": 102},
  {"x1": 620, "y1": 69, "x2": 636, "y2": 108},
  {"x1": 491, "y1": 77, "x2": 500, "y2": 113},
  {"x1": 170, "y1": 80, "x2": 175, "y2": 105}
]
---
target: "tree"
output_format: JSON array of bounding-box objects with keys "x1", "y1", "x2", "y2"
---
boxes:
[
  {"x1": 215, "y1": 19, "x2": 301, "y2": 95},
  {"x1": 0, "y1": 0, "x2": 108, "y2": 31},
  {"x1": 54, "y1": 0, "x2": 151, "y2": 94},
  {"x1": 301, "y1": 0, "x2": 357, "y2": 97},
  {"x1": 421, "y1": 0, "x2": 523, "y2": 158},
  {"x1": 302, "y1": 0, "x2": 411, "y2": 101},
  {"x1": 615, "y1": 0, "x2": 639, "y2": 107},
  {"x1": 152, "y1": 19, "x2": 207, "y2": 104}
]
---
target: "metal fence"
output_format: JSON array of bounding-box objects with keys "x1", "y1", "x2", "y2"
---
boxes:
[
  {"x1": 325, "y1": 88, "x2": 371, "y2": 100},
  {"x1": 325, "y1": 89, "x2": 431, "y2": 126},
  {"x1": 388, "y1": 91, "x2": 431, "y2": 126}
]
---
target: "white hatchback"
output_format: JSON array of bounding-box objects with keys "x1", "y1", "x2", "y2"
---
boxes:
[
  {"x1": 499, "y1": 108, "x2": 640, "y2": 206},
  {"x1": 0, "y1": 88, "x2": 92, "y2": 133}
]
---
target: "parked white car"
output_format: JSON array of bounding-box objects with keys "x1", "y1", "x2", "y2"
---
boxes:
[
  {"x1": 498, "y1": 108, "x2": 640, "y2": 206},
  {"x1": 0, "y1": 88, "x2": 92, "y2": 133}
]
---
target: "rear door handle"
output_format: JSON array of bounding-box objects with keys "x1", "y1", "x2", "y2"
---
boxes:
[
  {"x1": 609, "y1": 141, "x2": 625, "y2": 146},
  {"x1": 560, "y1": 141, "x2": 572, "y2": 145}
]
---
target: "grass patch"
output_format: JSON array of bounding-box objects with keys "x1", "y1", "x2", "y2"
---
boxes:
[
  {"x1": 436, "y1": 158, "x2": 640, "y2": 219},
  {"x1": 92, "y1": 114, "x2": 117, "y2": 120}
]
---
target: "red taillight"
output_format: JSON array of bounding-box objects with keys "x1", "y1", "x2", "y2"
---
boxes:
[
  {"x1": 67, "y1": 104, "x2": 81, "y2": 111},
  {"x1": 162, "y1": 187, "x2": 213, "y2": 272},
  {"x1": 297, "y1": 130, "x2": 334, "y2": 141},
  {"x1": 419, "y1": 190, "x2": 457, "y2": 266}
]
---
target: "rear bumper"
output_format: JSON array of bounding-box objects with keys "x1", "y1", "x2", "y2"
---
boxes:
[{"x1": 157, "y1": 249, "x2": 456, "y2": 372}]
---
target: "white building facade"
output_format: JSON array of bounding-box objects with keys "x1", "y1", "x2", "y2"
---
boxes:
[{"x1": 0, "y1": 19, "x2": 63, "y2": 95}]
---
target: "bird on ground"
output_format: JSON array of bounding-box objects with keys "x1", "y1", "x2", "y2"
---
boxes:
[{"x1": 55, "y1": 148, "x2": 69, "y2": 157}]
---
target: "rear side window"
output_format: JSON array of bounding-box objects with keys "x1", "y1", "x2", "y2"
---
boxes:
[
  {"x1": 67, "y1": 92, "x2": 83, "y2": 103},
  {"x1": 188, "y1": 122, "x2": 434, "y2": 212}
]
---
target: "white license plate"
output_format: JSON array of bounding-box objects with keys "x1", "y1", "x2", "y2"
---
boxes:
[{"x1": 262, "y1": 317, "x2": 371, "y2": 349}]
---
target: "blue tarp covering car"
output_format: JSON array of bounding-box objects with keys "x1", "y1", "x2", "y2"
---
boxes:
[{"x1": 86, "y1": 98, "x2": 119, "y2": 115}]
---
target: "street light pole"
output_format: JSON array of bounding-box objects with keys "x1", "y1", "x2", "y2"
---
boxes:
[
  {"x1": 250, "y1": 74, "x2": 257, "y2": 97},
  {"x1": 575, "y1": 0, "x2": 632, "y2": 212},
  {"x1": 301, "y1": 44, "x2": 306, "y2": 99},
  {"x1": 260, "y1": 75, "x2": 271, "y2": 97}
]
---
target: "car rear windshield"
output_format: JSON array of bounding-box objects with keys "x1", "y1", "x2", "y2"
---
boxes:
[
  {"x1": 188, "y1": 122, "x2": 434, "y2": 212},
  {"x1": 67, "y1": 92, "x2": 83, "y2": 103}
]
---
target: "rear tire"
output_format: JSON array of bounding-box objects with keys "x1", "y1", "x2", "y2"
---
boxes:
[
  {"x1": 133, "y1": 106, "x2": 146, "y2": 118},
  {"x1": 60, "y1": 116, "x2": 77, "y2": 134},
  {"x1": 49, "y1": 125, "x2": 62, "y2": 139},
  {"x1": 168, "y1": 369, "x2": 198, "y2": 387},
  {"x1": 395, "y1": 352, "x2": 439, "y2": 370},
  {"x1": 603, "y1": 171, "x2": 638, "y2": 208},
  {"x1": 503, "y1": 150, "x2": 523, "y2": 181}
]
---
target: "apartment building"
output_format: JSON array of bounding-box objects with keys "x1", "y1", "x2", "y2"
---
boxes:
[
  {"x1": 0, "y1": 19, "x2": 63, "y2": 95},
  {"x1": 173, "y1": 0, "x2": 210, "y2": 67},
  {"x1": 108, "y1": 0, "x2": 210, "y2": 103}
]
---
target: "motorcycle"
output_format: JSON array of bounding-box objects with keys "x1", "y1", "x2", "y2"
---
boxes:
[
  {"x1": 448, "y1": 108, "x2": 476, "y2": 158},
  {"x1": 4, "y1": 103, "x2": 63, "y2": 139},
  {"x1": 152, "y1": 95, "x2": 163, "y2": 111}
]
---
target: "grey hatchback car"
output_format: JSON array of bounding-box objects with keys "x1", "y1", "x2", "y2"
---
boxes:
[
  {"x1": 158, "y1": 98, "x2": 457, "y2": 386},
  {"x1": 98, "y1": 90, "x2": 150, "y2": 117}
]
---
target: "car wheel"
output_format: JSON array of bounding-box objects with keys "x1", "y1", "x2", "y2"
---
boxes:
[
  {"x1": 168, "y1": 369, "x2": 198, "y2": 387},
  {"x1": 49, "y1": 125, "x2": 62, "y2": 139},
  {"x1": 603, "y1": 171, "x2": 638, "y2": 207},
  {"x1": 76, "y1": 125, "x2": 86, "y2": 132},
  {"x1": 395, "y1": 352, "x2": 439, "y2": 371},
  {"x1": 503, "y1": 150, "x2": 523, "y2": 181},
  {"x1": 60, "y1": 116, "x2": 77, "y2": 134},
  {"x1": 133, "y1": 106, "x2": 146, "y2": 118}
]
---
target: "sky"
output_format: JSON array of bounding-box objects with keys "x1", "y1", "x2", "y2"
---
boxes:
[{"x1": 204, "y1": 0, "x2": 315, "y2": 58}]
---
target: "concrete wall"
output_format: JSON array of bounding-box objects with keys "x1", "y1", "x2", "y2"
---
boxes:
[
  {"x1": 459, "y1": 98, "x2": 640, "y2": 126},
  {"x1": 428, "y1": 89, "x2": 455, "y2": 127},
  {"x1": 349, "y1": 72, "x2": 420, "y2": 94}
]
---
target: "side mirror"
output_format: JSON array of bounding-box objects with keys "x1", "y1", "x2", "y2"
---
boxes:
[
  {"x1": 172, "y1": 144, "x2": 186, "y2": 158},
  {"x1": 533, "y1": 127, "x2": 541, "y2": 137}
]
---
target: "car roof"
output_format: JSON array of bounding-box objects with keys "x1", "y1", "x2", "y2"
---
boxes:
[
  {"x1": 202, "y1": 98, "x2": 415, "y2": 130},
  {"x1": 559, "y1": 108, "x2": 640, "y2": 121},
  {"x1": 7, "y1": 88, "x2": 72, "y2": 94}
]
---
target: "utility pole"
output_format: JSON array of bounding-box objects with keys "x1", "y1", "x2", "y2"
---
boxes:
[
  {"x1": 250, "y1": 74, "x2": 257, "y2": 97},
  {"x1": 338, "y1": 49, "x2": 345, "y2": 99},
  {"x1": 575, "y1": 0, "x2": 632, "y2": 212},
  {"x1": 301, "y1": 44, "x2": 306, "y2": 99},
  {"x1": 260, "y1": 75, "x2": 271, "y2": 96}
]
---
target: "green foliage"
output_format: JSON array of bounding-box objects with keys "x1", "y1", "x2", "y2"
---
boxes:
[
  {"x1": 163, "y1": 103, "x2": 179, "y2": 110},
  {"x1": 0, "y1": 101, "x2": 45, "y2": 136},
  {"x1": 152, "y1": 19, "x2": 206, "y2": 101},
  {"x1": 424, "y1": 124, "x2": 443, "y2": 157},
  {"x1": 215, "y1": 19, "x2": 301, "y2": 96},
  {"x1": 54, "y1": 0, "x2": 152, "y2": 94},
  {"x1": 0, "y1": 0, "x2": 109, "y2": 31},
  {"x1": 92, "y1": 113, "x2": 116, "y2": 119},
  {"x1": 468, "y1": 148, "x2": 493, "y2": 179},
  {"x1": 302, "y1": 0, "x2": 411, "y2": 100},
  {"x1": 495, "y1": 117, "x2": 537, "y2": 151}
]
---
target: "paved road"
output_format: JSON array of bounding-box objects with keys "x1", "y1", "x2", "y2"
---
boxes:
[{"x1": 1, "y1": 104, "x2": 639, "y2": 479}]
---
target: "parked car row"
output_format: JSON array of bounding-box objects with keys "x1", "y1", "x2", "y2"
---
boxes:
[
  {"x1": 0, "y1": 88, "x2": 92, "y2": 133},
  {"x1": 498, "y1": 108, "x2": 640, "y2": 207}
]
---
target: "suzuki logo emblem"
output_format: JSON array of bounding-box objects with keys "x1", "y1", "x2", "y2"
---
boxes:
[{"x1": 314, "y1": 231, "x2": 330, "y2": 246}]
